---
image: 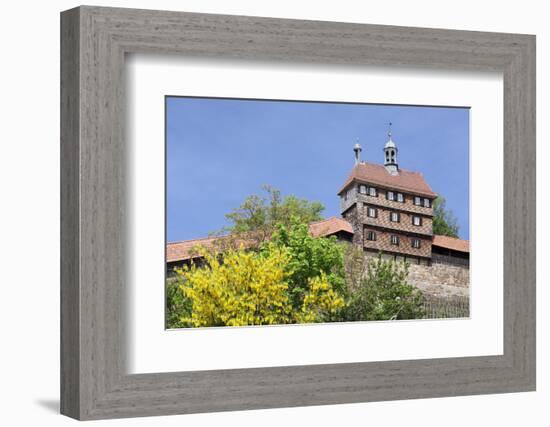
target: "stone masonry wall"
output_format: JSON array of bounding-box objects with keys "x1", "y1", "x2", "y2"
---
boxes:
[
  {"x1": 407, "y1": 262, "x2": 470, "y2": 298},
  {"x1": 363, "y1": 251, "x2": 469, "y2": 298}
]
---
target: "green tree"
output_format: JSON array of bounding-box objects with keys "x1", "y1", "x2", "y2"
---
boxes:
[
  {"x1": 222, "y1": 186, "x2": 325, "y2": 244},
  {"x1": 344, "y1": 254, "x2": 424, "y2": 321},
  {"x1": 432, "y1": 196, "x2": 459, "y2": 238},
  {"x1": 264, "y1": 220, "x2": 346, "y2": 313}
]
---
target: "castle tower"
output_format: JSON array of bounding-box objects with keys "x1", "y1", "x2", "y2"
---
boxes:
[{"x1": 338, "y1": 131, "x2": 436, "y2": 265}]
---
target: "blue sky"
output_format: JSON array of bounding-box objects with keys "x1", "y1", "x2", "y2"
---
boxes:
[{"x1": 166, "y1": 97, "x2": 470, "y2": 242}]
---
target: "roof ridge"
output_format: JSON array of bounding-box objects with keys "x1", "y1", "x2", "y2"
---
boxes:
[
  {"x1": 167, "y1": 234, "x2": 225, "y2": 246},
  {"x1": 308, "y1": 216, "x2": 341, "y2": 225},
  {"x1": 433, "y1": 234, "x2": 469, "y2": 242},
  {"x1": 168, "y1": 219, "x2": 350, "y2": 246},
  {"x1": 360, "y1": 161, "x2": 424, "y2": 175}
]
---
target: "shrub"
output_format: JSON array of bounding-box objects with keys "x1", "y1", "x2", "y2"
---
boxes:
[
  {"x1": 297, "y1": 273, "x2": 345, "y2": 323},
  {"x1": 344, "y1": 254, "x2": 425, "y2": 321},
  {"x1": 175, "y1": 245, "x2": 345, "y2": 327},
  {"x1": 165, "y1": 278, "x2": 193, "y2": 329},
  {"x1": 264, "y1": 220, "x2": 346, "y2": 311}
]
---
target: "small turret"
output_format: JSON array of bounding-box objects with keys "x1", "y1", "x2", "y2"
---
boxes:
[
  {"x1": 383, "y1": 122, "x2": 398, "y2": 175},
  {"x1": 353, "y1": 141, "x2": 362, "y2": 165}
]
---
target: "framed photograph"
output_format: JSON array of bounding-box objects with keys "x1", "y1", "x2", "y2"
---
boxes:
[{"x1": 61, "y1": 6, "x2": 536, "y2": 420}]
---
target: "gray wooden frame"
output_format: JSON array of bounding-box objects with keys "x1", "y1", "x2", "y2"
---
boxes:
[{"x1": 60, "y1": 5, "x2": 536, "y2": 420}]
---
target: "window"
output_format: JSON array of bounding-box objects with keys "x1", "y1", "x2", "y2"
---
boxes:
[
  {"x1": 390, "y1": 235, "x2": 399, "y2": 245},
  {"x1": 412, "y1": 215, "x2": 422, "y2": 226},
  {"x1": 366, "y1": 230, "x2": 376, "y2": 241},
  {"x1": 411, "y1": 238, "x2": 421, "y2": 249},
  {"x1": 368, "y1": 186, "x2": 377, "y2": 197},
  {"x1": 414, "y1": 196, "x2": 422, "y2": 206},
  {"x1": 387, "y1": 191, "x2": 395, "y2": 201},
  {"x1": 367, "y1": 206, "x2": 377, "y2": 218},
  {"x1": 359, "y1": 184, "x2": 367, "y2": 194},
  {"x1": 397, "y1": 192, "x2": 404, "y2": 202},
  {"x1": 423, "y1": 198, "x2": 431, "y2": 208},
  {"x1": 390, "y1": 211, "x2": 400, "y2": 222}
]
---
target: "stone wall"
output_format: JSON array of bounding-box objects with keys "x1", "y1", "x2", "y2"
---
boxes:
[
  {"x1": 363, "y1": 250, "x2": 469, "y2": 298},
  {"x1": 342, "y1": 204, "x2": 363, "y2": 246},
  {"x1": 407, "y1": 261, "x2": 470, "y2": 298}
]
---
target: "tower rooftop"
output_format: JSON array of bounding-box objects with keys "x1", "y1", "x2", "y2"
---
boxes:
[
  {"x1": 384, "y1": 139, "x2": 396, "y2": 149},
  {"x1": 338, "y1": 161, "x2": 437, "y2": 198}
]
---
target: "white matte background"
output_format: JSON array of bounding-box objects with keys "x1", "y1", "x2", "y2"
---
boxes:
[
  {"x1": 0, "y1": 1, "x2": 546, "y2": 426},
  {"x1": 128, "y1": 57, "x2": 503, "y2": 374}
]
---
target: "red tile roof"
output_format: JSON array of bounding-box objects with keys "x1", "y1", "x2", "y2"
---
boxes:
[
  {"x1": 432, "y1": 235, "x2": 469, "y2": 253},
  {"x1": 166, "y1": 235, "x2": 221, "y2": 263},
  {"x1": 167, "y1": 217, "x2": 354, "y2": 263},
  {"x1": 309, "y1": 217, "x2": 354, "y2": 238},
  {"x1": 339, "y1": 162, "x2": 437, "y2": 198}
]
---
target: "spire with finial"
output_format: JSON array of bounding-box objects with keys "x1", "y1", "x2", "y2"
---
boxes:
[
  {"x1": 383, "y1": 122, "x2": 398, "y2": 175},
  {"x1": 353, "y1": 138, "x2": 362, "y2": 165}
]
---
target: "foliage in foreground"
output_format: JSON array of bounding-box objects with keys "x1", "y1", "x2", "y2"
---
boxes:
[
  {"x1": 174, "y1": 245, "x2": 344, "y2": 327},
  {"x1": 264, "y1": 220, "x2": 346, "y2": 312},
  {"x1": 344, "y1": 254, "x2": 425, "y2": 321},
  {"x1": 167, "y1": 248, "x2": 424, "y2": 328}
]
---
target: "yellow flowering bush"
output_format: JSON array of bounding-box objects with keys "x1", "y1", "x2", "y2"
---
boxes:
[
  {"x1": 177, "y1": 247, "x2": 291, "y2": 327},
  {"x1": 297, "y1": 273, "x2": 345, "y2": 323},
  {"x1": 176, "y1": 246, "x2": 345, "y2": 327}
]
